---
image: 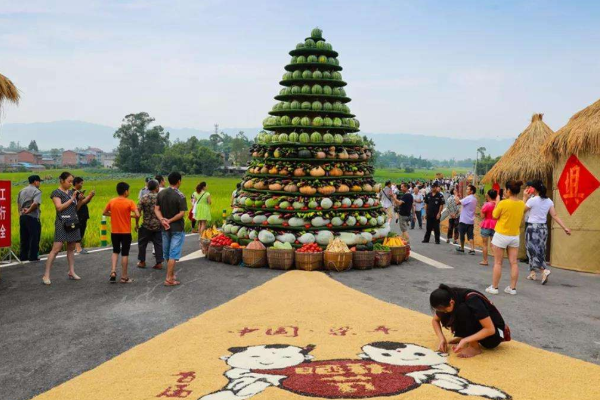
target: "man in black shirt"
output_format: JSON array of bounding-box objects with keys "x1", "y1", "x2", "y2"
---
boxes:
[
  {"x1": 74, "y1": 177, "x2": 95, "y2": 254},
  {"x1": 423, "y1": 182, "x2": 445, "y2": 244},
  {"x1": 394, "y1": 183, "x2": 415, "y2": 243}
]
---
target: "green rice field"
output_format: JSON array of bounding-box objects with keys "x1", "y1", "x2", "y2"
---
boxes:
[{"x1": 2, "y1": 167, "x2": 466, "y2": 255}]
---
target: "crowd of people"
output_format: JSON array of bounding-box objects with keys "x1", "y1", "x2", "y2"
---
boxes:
[{"x1": 18, "y1": 171, "x2": 214, "y2": 287}]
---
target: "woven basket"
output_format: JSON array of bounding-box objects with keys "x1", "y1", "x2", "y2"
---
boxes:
[
  {"x1": 405, "y1": 244, "x2": 411, "y2": 261},
  {"x1": 242, "y1": 248, "x2": 267, "y2": 268},
  {"x1": 295, "y1": 252, "x2": 323, "y2": 271},
  {"x1": 390, "y1": 245, "x2": 408, "y2": 265},
  {"x1": 200, "y1": 238, "x2": 211, "y2": 254},
  {"x1": 352, "y1": 251, "x2": 375, "y2": 270},
  {"x1": 324, "y1": 251, "x2": 353, "y2": 272},
  {"x1": 207, "y1": 245, "x2": 223, "y2": 262},
  {"x1": 374, "y1": 250, "x2": 392, "y2": 268},
  {"x1": 222, "y1": 246, "x2": 243, "y2": 265},
  {"x1": 267, "y1": 248, "x2": 295, "y2": 270}
]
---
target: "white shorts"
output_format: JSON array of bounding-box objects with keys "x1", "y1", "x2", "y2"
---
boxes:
[{"x1": 491, "y1": 232, "x2": 520, "y2": 249}]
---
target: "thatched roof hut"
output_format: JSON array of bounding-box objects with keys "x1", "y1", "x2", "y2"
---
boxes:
[
  {"x1": 543, "y1": 99, "x2": 600, "y2": 274},
  {"x1": 0, "y1": 73, "x2": 20, "y2": 111},
  {"x1": 482, "y1": 113, "x2": 554, "y2": 184}
]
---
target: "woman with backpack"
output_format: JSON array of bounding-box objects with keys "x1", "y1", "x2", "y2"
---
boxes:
[{"x1": 430, "y1": 284, "x2": 509, "y2": 358}]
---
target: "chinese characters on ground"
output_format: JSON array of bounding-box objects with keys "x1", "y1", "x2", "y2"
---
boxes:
[
  {"x1": 156, "y1": 371, "x2": 196, "y2": 398},
  {"x1": 229, "y1": 325, "x2": 398, "y2": 338}
]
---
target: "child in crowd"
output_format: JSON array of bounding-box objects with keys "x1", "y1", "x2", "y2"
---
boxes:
[{"x1": 103, "y1": 182, "x2": 140, "y2": 284}]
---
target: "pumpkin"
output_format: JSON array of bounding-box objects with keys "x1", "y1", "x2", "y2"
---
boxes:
[
  {"x1": 294, "y1": 168, "x2": 306, "y2": 177},
  {"x1": 244, "y1": 180, "x2": 255, "y2": 189},
  {"x1": 351, "y1": 185, "x2": 362, "y2": 192},
  {"x1": 230, "y1": 242, "x2": 241, "y2": 249},
  {"x1": 310, "y1": 166, "x2": 326, "y2": 177},
  {"x1": 318, "y1": 185, "x2": 336, "y2": 195},
  {"x1": 329, "y1": 167, "x2": 343, "y2": 176},
  {"x1": 315, "y1": 151, "x2": 326, "y2": 159},
  {"x1": 284, "y1": 183, "x2": 298, "y2": 192},
  {"x1": 300, "y1": 186, "x2": 317, "y2": 195},
  {"x1": 337, "y1": 184, "x2": 350, "y2": 192},
  {"x1": 247, "y1": 239, "x2": 265, "y2": 250},
  {"x1": 269, "y1": 183, "x2": 283, "y2": 191},
  {"x1": 362, "y1": 183, "x2": 373, "y2": 192},
  {"x1": 298, "y1": 149, "x2": 312, "y2": 158},
  {"x1": 269, "y1": 167, "x2": 278, "y2": 174},
  {"x1": 260, "y1": 166, "x2": 269, "y2": 174}
]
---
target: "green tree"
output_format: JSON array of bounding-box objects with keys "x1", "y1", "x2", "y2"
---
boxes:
[
  {"x1": 160, "y1": 137, "x2": 223, "y2": 176},
  {"x1": 28, "y1": 140, "x2": 39, "y2": 152},
  {"x1": 113, "y1": 112, "x2": 170, "y2": 172}
]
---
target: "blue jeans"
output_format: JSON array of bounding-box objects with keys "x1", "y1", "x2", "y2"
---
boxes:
[{"x1": 162, "y1": 231, "x2": 185, "y2": 261}]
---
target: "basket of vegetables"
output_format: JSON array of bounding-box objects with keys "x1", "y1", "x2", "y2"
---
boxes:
[
  {"x1": 200, "y1": 226, "x2": 220, "y2": 254},
  {"x1": 208, "y1": 234, "x2": 233, "y2": 262},
  {"x1": 383, "y1": 233, "x2": 408, "y2": 265},
  {"x1": 373, "y1": 243, "x2": 392, "y2": 268},
  {"x1": 243, "y1": 239, "x2": 268, "y2": 268},
  {"x1": 222, "y1": 243, "x2": 243, "y2": 265},
  {"x1": 200, "y1": 238, "x2": 211, "y2": 254},
  {"x1": 295, "y1": 243, "x2": 323, "y2": 271},
  {"x1": 352, "y1": 245, "x2": 375, "y2": 270},
  {"x1": 267, "y1": 241, "x2": 295, "y2": 270},
  {"x1": 324, "y1": 238, "x2": 353, "y2": 272}
]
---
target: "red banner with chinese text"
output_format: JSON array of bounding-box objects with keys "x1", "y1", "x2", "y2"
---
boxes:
[
  {"x1": 0, "y1": 181, "x2": 11, "y2": 248},
  {"x1": 557, "y1": 155, "x2": 600, "y2": 215}
]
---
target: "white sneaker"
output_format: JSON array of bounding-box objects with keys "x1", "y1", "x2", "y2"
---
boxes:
[
  {"x1": 541, "y1": 269, "x2": 551, "y2": 285},
  {"x1": 485, "y1": 286, "x2": 499, "y2": 295},
  {"x1": 504, "y1": 286, "x2": 517, "y2": 295}
]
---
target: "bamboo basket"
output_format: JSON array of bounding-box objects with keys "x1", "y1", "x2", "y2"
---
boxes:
[
  {"x1": 200, "y1": 238, "x2": 211, "y2": 254},
  {"x1": 295, "y1": 252, "x2": 323, "y2": 271},
  {"x1": 324, "y1": 251, "x2": 353, "y2": 272},
  {"x1": 267, "y1": 248, "x2": 295, "y2": 270},
  {"x1": 390, "y1": 245, "x2": 408, "y2": 265},
  {"x1": 242, "y1": 248, "x2": 267, "y2": 268},
  {"x1": 352, "y1": 251, "x2": 374, "y2": 270},
  {"x1": 207, "y1": 245, "x2": 223, "y2": 262},
  {"x1": 222, "y1": 246, "x2": 243, "y2": 265},
  {"x1": 374, "y1": 250, "x2": 392, "y2": 268}
]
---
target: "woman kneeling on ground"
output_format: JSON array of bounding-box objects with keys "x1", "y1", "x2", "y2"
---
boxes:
[{"x1": 430, "y1": 284, "x2": 509, "y2": 358}]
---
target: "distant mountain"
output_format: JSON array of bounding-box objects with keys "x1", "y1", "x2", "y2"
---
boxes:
[{"x1": 0, "y1": 120, "x2": 512, "y2": 160}]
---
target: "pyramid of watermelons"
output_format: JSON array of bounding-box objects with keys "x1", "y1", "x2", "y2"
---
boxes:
[{"x1": 225, "y1": 28, "x2": 389, "y2": 248}]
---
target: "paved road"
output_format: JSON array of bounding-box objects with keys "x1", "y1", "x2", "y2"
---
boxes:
[{"x1": 1, "y1": 231, "x2": 599, "y2": 400}]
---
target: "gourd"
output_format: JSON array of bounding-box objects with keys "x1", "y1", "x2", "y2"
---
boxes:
[
  {"x1": 289, "y1": 217, "x2": 306, "y2": 227},
  {"x1": 247, "y1": 238, "x2": 266, "y2": 250},
  {"x1": 316, "y1": 230, "x2": 334, "y2": 245},
  {"x1": 346, "y1": 216, "x2": 356, "y2": 226},
  {"x1": 253, "y1": 215, "x2": 267, "y2": 224},
  {"x1": 377, "y1": 215, "x2": 385, "y2": 225},
  {"x1": 353, "y1": 198, "x2": 364, "y2": 207},
  {"x1": 268, "y1": 214, "x2": 284, "y2": 225},
  {"x1": 241, "y1": 213, "x2": 253, "y2": 224},
  {"x1": 238, "y1": 227, "x2": 248, "y2": 239},
  {"x1": 258, "y1": 230, "x2": 275, "y2": 244},
  {"x1": 311, "y1": 216, "x2": 327, "y2": 227},
  {"x1": 276, "y1": 233, "x2": 296, "y2": 243},
  {"x1": 320, "y1": 198, "x2": 333, "y2": 209},
  {"x1": 298, "y1": 233, "x2": 316, "y2": 244},
  {"x1": 339, "y1": 232, "x2": 358, "y2": 246},
  {"x1": 249, "y1": 230, "x2": 258, "y2": 240},
  {"x1": 331, "y1": 217, "x2": 343, "y2": 226}
]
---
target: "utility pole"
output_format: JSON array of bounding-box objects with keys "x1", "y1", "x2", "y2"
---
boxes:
[{"x1": 214, "y1": 123, "x2": 219, "y2": 136}]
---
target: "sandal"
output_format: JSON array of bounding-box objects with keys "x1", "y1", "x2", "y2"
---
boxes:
[
  {"x1": 109, "y1": 272, "x2": 117, "y2": 283},
  {"x1": 153, "y1": 263, "x2": 163, "y2": 270},
  {"x1": 164, "y1": 279, "x2": 181, "y2": 286},
  {"x1": 468, "y1": 250, "x2": 476, "y2": 255},
  {"x1": 120, "y1": 277, "x2": 134, "y2": 284},
  {"x1": 479, "y1": 261, "x2": 489, "y2": 266}
]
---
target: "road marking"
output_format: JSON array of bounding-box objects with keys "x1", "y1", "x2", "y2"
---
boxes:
[
  {"x1": 439, "y1": 234, "x2": 483, "y2": 253},
  {"x1": 179, "y1": 250, "x2": 205, "y2": 262},
  {"x1": 409, "y1": 251, "x2": 454, "y2": 269}
]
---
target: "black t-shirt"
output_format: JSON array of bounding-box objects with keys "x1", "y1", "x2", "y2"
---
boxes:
[
  {"x1": 424, "y1": 192, "x2": 445, "y2": 217},
  {"x1": 77, "y1": 203, "x2": 90, "y2": 221},
  {"x1": 464, "y1": 292, "x2": 505, "y2": 330},
  {"x1": 398, "y1": 192, "x2": 413, "y2": 216},
  {"x1": 156, "y1": 187, "x2": 188, "y2": 232}
]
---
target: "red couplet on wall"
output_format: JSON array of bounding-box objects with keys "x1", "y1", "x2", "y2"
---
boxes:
[{"x1": 0, "y1": 181, "x2": 11, "y2": 248}]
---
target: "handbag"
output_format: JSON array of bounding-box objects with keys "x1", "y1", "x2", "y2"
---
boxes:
[{"x1": 62, "y1": 216, "x2": 81, "y2": 232}]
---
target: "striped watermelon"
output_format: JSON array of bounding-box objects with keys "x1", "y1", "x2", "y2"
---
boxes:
[
  {"x1": 323, "y1": 133, "x2": 334, "y2": 143},
  {"x1": 301, "y1": 85, "x2": 311, "y2": 94},
  {"x1": 280, "y1": 116, "x2": 291, "y2": 125},
  {"x1": 302, "y1": 70, "x2": 312, "y2": 79},
  {"x1": 333, "y1": 87, "x2": 342, "y2": 96},
  {"x1": 333, "y1": 102, "x2": 343, "y2": 111},
  {"x1": 316, "y1": 40, "x2": 326, "y2": 49},
  {"x1": 291, "y1": 86, "x2": 301, "y2": 94},
  {"x1": 312, "y1": 101, "x2": 322, "y2": 111},
  {"x1": 312, "y1": 117, "x2": 323, "y2": 127},
  {"x1": 312, "y1": 70, "x2": 323, "y2": 79},
  {"x1": 311, "y1": 28, "x2": 323, "y2": 39},
  {"x1": 323, "y1": 102, "x2": 333, "y2": 111},
  {"x1": 323, "y1": 71, "x2": 331, "y2": 79},
  {"x1": 301, "y1": 101, "x2": 311, "y2": 110},
  {"x1": 290, "y1": 56, "x2": 298, "y2": 64},
  {"x1": 333, "y1": 118, "x2": 342, "y2": 127},
  {"x1": 292, "y1": 70, "x2": 302, "y2": 79},
  {"x1": 311, "y1": 131, "x2": 322, "y2": 142},
  {"x1": 307, "y1": 55, "x2": 318, "y2": 63},
  {"x1": 282, "y1": 102, "x2": 291, "y2": 110},
  {"x1": 301, "y1": 116, "x2": 311, "y2": 126},
  {"x1": 291, "y1": 100, "x2": 300, "y2": 109},
  {"x1": 323, "y1": 86, "x2": 332, "y2": 95},
  {"x1": 305, "y1": 38, "x2": 316, "y2": 47},
  {"x1": 323, "y1": 117, "x2": 333, "y2": 126},
  {"x1": 311, "y1": 84, "x2": 323, "y2": 94},
  {"x1": 318, "y1": 55, "x2": 328, "y2": 63},
  {"x1": 289, "y1": 131, "x2": 299, "y2": 142},
  {"x1": 297, "y1": 55, "x2": 306, "y2": 63},
  {"x1": 299, "y1": 132, "x2": 310, "y2": 143},
  {"x1": 292, "y1": 117, "x2": 301, "y2": 126}
]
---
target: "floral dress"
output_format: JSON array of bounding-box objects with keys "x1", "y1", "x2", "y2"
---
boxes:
[
  {"x1": 193, "y1": 191, "x2": 211, "y2": 222},
  {"x1": 51, "y1": 189, "x2": 81, "y2": 243}
]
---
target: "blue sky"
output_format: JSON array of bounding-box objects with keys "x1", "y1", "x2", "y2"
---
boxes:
[{"x1": 1, "y1": 0, "x2": 599, "y2": 139}]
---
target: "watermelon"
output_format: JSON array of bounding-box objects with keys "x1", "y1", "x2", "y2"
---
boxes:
[
  {"x1": 278, "y1": 133, "x2": 289, "y2": 142},
  {"x1": 290, "y1": 56, "x2": 298, "y2": 64},
  {"x1": 263, "y1": 133, "x2": 272, "y2": 143},
  {"x1": 301, "y1": 101, "x2": 312, "y2": 110},
  {"x1": 312, "y1": 70, "x2": 323, "y2": 79},
  {"x1": 297, "y1": 55, "x2": 306, "y2": 63},
  {"x1": 340, "y1": 88, "x2": 347, "y2": 96},
  {"x1": 323, "y1": 133, "x2": 334, "y2": 143},
  {"x1": 333, "y1": 102, "x2": 343, "y2": 111},
  {"x1": 334, "y1": 134, "x2": 344, "y2": 144},
  {"x1": 274, "y1": 116, "x2": 281, "y2": 125},
  {"x1": 312, "y1": 101, "x2": 322, "y2": 111},
  {"x1": 291, "y1": 86, "x2": 301, "y2": 94},
  {"x1": 296, "y1": 43, "x2": 305, "y2": 49},
  {"x1": 311, "y1": 84, "x2": 323, "y2": 94},
  {"x1": 316, "y1": 40, "x2": 326, "y2": 49},
  {"x1": 311, "y1": 131, "x2": 322, "y2": 142},
  {"x1": 307, "y1": 55, "x2": 318, "y2": 63},
  {"x1": 332, "y1": 71, "x2": 342, "y2": 80},
  {"x1": 342, "y1": 104, "x2": 350, "y2": 113},
  {"x1": 312, "y1": 117, "x2": 323, "y2": 127},
  {"x1": 289, "y1": 131, "x2": 299, "y2": 142},
  {"x1": 280, "y1": 116, "x2": 291, "y2": 125},
  {"x1": 291, "y1": 100, "x2": 301, "y2": 109},
  {"x1": 291, "y1": 117, "x2": 301, "y2": 126},
  {"x1": 328, "y1": 57, "x2": 336, "y2": 65},
  {"x1": 311, "y1": 27, "x2": 323, "y2": 39},
  {"x1": 342, "y1": 118, "x2": 350, "y2": 126},
  {"x1": 299, "y1": 132, "x2": 310, "y2": 143},
  {"x1": 323, "y1": 117, "x2": 333, "y2": 127},
  {"x1": 301, "y1": 85, "x2": 311, "y2": 94},
  {"x1": 272, "y1": 104, "x2": 279, "y2": 111},
  {"x1": 323, "y1": 71, "x2": 331, "y2": 79},
  {"x1": 282, "y1": 102, "x2": 291, "y2": 110},
  {"x1": 325, "y1": 43, "x2": 332, "y2": 50},
  {"x1": 323, "y1": 85, "x2": 332, "y2": 95},
  {"x1": 318, "y1": 55, "x2": 328, "y2": 63},
  {"x1": 334, "y1": 58, "x2": 340, "y2": 66},
  {"x1": 283, "y1": 72, "x2": 291, "y2": 80},
  {"x1": 292, "y1": 70, "x2": 302, "y2": 79},
  {"x1": 354, "y1": 119, "x2": 360, "y2": 128},
  {"x1": 302, "y1": 70, "x2": 312, "y2": 79},
  {"x1": 333, "y1": 87, "x2": 342, "y2": 96},
  {"x1": 333, "y1": 118, "x2": 342, "y2": 127},
  {"x1": 305, "y1": 38, "x2": 315, "y2": 48},
  {"x1": 284, "y1": 87, "x2": 292, "y2": 95},
  {"x1": 279, "y1": 88, "x2": 286, "y2": 95},
  {"x1": 301, "y1": 116, "x2": 311, "y2": 126},
  {"x1": 323, "y1": 101, "x2": 333, "y2": 111},
  {"x1": 348, "y1": 119, "x2": 356, "y2": 128}
]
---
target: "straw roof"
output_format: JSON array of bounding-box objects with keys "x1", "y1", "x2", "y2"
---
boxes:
[
  {"x1": 0, "y1": 73, "x2": 20, "y2": 110},
  {"x1": 482, "y1": 113, "x2": 554, "y2": 184},
  {"x1": 543, "y1": 98, "x2": 600, "y2": 160}
]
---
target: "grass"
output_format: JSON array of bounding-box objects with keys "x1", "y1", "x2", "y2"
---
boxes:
[{"x1": 3, "y1": 167, "x2": 466, "y2": 256}]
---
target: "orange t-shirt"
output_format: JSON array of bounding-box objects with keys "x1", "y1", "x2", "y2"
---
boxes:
[{"x1": 105, "y1": 197, "x2": 137, "y2": 234}]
